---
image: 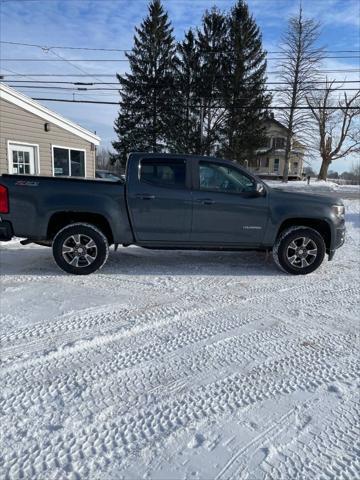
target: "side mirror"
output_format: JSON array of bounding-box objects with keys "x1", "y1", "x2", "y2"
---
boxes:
[{"x1": 255, "y1": 182, "x2": 266, "y2": 196}]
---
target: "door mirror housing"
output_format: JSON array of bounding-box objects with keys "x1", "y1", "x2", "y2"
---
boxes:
[{"x1": 255, "y1": 182, "x2": 266, "y2": 196}]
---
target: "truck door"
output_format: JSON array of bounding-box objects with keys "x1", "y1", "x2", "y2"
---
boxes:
[
  {"x1": 190, "y1": 160, "x2": 269, "y2": 245},
  {"x1": 127, "y1": 157, "x2": 192, "y2": 242}
]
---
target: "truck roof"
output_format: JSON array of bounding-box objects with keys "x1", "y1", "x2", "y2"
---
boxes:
[{"x1": 127, "y1": 152, "x2": 254, "y2": 173}]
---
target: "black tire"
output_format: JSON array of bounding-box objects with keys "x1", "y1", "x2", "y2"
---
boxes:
[
  {"x1": 273, "y1": 226, "x2": 326, "y2": 275},
  {"x1": 52, "y1": 223, "x2": 109, "y2": 275}
]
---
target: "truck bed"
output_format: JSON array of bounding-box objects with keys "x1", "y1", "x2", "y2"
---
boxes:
[{"x1": 0, "y1": 174, "x2": 132, "y2": 243}]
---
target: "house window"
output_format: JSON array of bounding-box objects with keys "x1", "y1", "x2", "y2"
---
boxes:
[
  {"x1": 53, "y1": 147, "x2": 85, "y2": 177},
  {"x1": 273, "y1": 137, "x2": 285, "y2": 149},
  {"x1": 273, "y1": 158, "x2": 280, "y2": 173},
  {"x1": 259, "y1": 137, "x2": 271, "y2": 148},
  {"x1": 260, "y1": 158, "x2": 269, "y2": 168},
  {"x1": 8, "y1": 142, "x2": 39, "y2": 175}
]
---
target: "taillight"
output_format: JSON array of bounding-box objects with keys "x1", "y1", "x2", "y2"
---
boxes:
[{"x1": 0, "y1": 185, "x2": 9, "y2": 213}]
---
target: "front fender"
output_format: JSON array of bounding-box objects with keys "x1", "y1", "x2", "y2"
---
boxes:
[{"x1": 263, "y1": 188, "x2": 341, "y2": 250}]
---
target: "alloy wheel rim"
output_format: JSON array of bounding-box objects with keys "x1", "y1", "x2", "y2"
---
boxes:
[
  {"x1": 286, "y1": 236, "x2": 318, "y2": 269},
  {"x1": 62, "y1": 234, "x2": 98, "y2": 268}
]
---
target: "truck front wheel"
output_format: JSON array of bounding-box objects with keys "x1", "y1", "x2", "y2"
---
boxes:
[
  {"x1": 52, "y1": 223, "x2": 109, "y2": 275},
  {"x1": 273, "y1": 226, "x2": 326, "y2": 275}
]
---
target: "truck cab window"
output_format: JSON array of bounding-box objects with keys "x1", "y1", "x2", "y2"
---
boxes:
[
  {"x1": 199, "y1": 161, "x2": 255, "y2": 193},
  {"x1": 140, "y1": 159, "x2": 186, "y2": 188}
]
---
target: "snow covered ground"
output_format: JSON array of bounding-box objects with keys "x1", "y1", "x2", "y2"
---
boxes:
[
  {"x1": 265, "y1": 179, "x2": 360, "y2": 196},
  {"x1": 0, "y1": 198, "x2": 359, "y2": 480}
]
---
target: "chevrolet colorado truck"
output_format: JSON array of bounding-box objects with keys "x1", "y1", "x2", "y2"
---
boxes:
[{"x1": 0, "y1": 153, "x2": 345, "y2": 275}]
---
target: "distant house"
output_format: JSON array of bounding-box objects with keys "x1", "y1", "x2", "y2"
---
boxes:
[
  {"x1": 0, "y1": 83, "x2": 100, "y2": 178},
  {"x1": 248, "y1": 116, "x2": 305, "y2": 179}
]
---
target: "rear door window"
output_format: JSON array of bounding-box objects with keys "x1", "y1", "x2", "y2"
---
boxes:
[{"x1": 140, "y1": 159, "x2": 186, "y2": 188}]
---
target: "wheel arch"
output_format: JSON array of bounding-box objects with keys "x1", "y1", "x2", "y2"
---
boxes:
[
  {"x1": 276, "y1": 218, "x2": 332, "y2": 251},
  {"x1": 48, "y1": 212, "x2": 114, "y2": 244}
]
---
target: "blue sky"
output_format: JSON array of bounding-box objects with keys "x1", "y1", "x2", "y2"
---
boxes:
[{"x1": 0, "y1": 0, "x2": 359, "y2": 172}]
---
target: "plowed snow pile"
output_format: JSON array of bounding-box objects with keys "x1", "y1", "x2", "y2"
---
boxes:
[{"x1": 1, "y1": 199, "x2": 359, "y2": 480}]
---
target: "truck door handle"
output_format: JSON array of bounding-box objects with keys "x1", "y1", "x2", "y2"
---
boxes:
[
  {"x1": 136, "y1": 194, "x2": 156, "y2": 200},
  {"x1": 196, "y1": 198, "x2": 215, "y2": 205}
]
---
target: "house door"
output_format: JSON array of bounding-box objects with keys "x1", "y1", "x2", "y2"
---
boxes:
[{"x1": 8, "y1": 143, "x2": 38, "y2": 175}]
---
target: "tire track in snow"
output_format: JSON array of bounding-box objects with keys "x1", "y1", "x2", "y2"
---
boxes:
[
  {"x1": 215, "y1": 408, "x2": 296, "y2": 480},
  {"x1": 0, "y1": 314, "x2": 286, "y2": 421},
  {"x1": 1, "y1": 282, "x2": 357, "y2": 421},
  {"x1": 264, "y1": 394, "x2": 360, "y2": 480},
  {"x1": 0, "y1": 301, "x2": 257, "y2": 377},
  {"x1": 0, "y1": 323, "x2": 294, "y2": 421},
  {"x1": 1, "y1": 343, "x2": 358, "y2": 480},
  {"x1": 1, "y1": 276, "x2": 351, "y2": 368},
  {"x1": 0, "y1": 274, "x2": 288, "y2": 351},
  {"x1": 1, "y1": 267, "x2": 343, "y2": 350},
  {"x1": 3, "y1": 275, "x2": 356, "y2": 389}
]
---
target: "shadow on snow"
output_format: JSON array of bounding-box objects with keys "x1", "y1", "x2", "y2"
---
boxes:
[{"x1": 0, "y1": 245, "x2": 282, "y2": 277}]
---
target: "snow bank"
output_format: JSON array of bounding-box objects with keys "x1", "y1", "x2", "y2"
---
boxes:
[{"x1": 265, "y1": 179, "x2": 360, "y2": 193}]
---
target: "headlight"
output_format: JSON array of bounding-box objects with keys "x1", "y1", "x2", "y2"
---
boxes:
[{"x1": 332, "y1": 205, "x2": 345, "y2": 218}]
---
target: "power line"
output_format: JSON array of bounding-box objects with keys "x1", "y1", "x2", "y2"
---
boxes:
[
  {"x1": 0, "y1": 40, "x2": 130, "y2": 51},
  {"x1": 11, "y1": 85, "x2": 360, "y2": 92},
  {"x1": 0, "y1": 67, "x2": 39, "y2": 81},
  {"x1": 46, "y1": 49, "x2": 105, "y2": 84},
  {"x1": 3, "y1": 79, "x2": 359, "y2": 86},
  {"x1": 1, "y1": 41, "x2": 359, "y2": 55},
  {"x1": 0, "y1": 74, "x2": 118, "y2": 77},
  {"x1": 31, "y1": 97, "x2": 360, "y2": 110},
  {"x1": 1, "y1": 41, "x2": 111, "y2": 83},
  {"x1": 2, "y1": 59, "x2": 130, "y2": 62},
  {"x1": 278, "y1": 70, "x2": 359, "y2": 73},
  {"x1": 2, "y1": 55, "x2": 359, "y2": 62},
  {"x1": 2, "y1": 69, "x2": 359, "y2": 77}
]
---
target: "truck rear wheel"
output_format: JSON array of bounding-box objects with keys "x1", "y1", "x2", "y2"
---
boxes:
[
  {"x1": 273, "y1": 226, "x2": 326, "y2": 275},
  {"x1": 52, "y1": 223, "x2": 109, "y2": 275}
]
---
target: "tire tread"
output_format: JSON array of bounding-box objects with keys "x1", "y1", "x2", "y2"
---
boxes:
[
  {"x1": 273, "y1": 226, "x2": 326, "y2": 275},
  {"x1": 53, "y1": 223, "x2": 109, "y2": 275}
]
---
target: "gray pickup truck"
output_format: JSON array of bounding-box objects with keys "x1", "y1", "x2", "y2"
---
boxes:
[{"x1": 0, "y1": 152, "x2": 345, "y2": 275}]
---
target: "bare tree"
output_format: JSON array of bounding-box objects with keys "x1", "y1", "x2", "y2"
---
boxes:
[
  {"x1": 278, "y1": 6, "x2": 323, "y2": 182},
  {"x1": 340, "y1": 162, "x2": 360, "y2": 184},
  {"x1": 351, "y1": 162, "x2": 360, "y2": 183},
  {"x1": 96, "y1": 147, "x2": 111, "y2": 170},
  {"x1": 306, "y1": 82, "x2": 360, "y2": 180}
]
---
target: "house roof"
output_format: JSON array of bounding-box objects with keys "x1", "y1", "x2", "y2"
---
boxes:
[
  {"x1": 0, "y1": 83, "x2": 101, "y2": 145},
  {"x1": 264, "y1": 116, "x2": 305, "y2": 149},
  {"x1": 264, "y1": 116, "x2": 289, "y2": 132}
]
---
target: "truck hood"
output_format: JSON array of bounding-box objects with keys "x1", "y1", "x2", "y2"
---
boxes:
[{"x1": 267, "y1": 186, "x2": 344, "y2": 207}]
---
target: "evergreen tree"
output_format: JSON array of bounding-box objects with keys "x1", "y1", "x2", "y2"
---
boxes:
[
  {"x1": 169, "y1": 29, "x2": 202, "y2": 153},
  {"x1": 221, "y1": 0, "x2": 271, "y2": 163},
  {"x1": 196, "y1": 8, "x2": 228, "y2": 155},
  {"x1": 112, "y1": 0, "x2": 177, "y2": 166}
]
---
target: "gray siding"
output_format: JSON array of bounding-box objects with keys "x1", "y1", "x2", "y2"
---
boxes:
[{"x1": 0, "y1": 98, "x2": 96, "y2": 177}]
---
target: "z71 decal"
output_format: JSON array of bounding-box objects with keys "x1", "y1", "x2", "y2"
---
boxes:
[{"x1": 15, "y1": 180, "x2": 39, "y2": 187}]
